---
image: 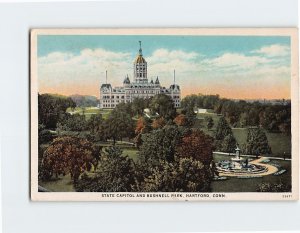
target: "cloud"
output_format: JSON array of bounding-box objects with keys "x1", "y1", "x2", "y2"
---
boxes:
[
  {"x1": 38, "y1": 46, "x2": 291, "y2": 99},
  {"x1": 202, "y1": 53, "x2": 269, "y2": 70},
  {"x1": 251, "y1": 44, "x2": 290, "y2": 57},
  {"x1": 147, "y1": 49, "x2": 199, "y2": 64}
]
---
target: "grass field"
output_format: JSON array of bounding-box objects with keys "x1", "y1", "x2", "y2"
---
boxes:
[
  {"x1": 66, "y1": 107, "x2": 112, "y2": 120},
  {"x1": 211, "y1": 153, "x2": 291, "y2": 192},
  {"x1": 123, "y1": 148, "x2": 139, "y2": 161},
  {"x1": 232, "y1": 128, "x2": 291, "y2": 158}
]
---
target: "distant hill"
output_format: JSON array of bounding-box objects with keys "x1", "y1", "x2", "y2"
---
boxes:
[{"x1": 69, "y1": 94, "x2": 99, "y2": 107}]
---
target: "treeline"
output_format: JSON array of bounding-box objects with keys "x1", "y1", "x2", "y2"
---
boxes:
[
  {"x1": 69, "y1": 94, "x2": 99, "y2": 107},
  {"x1": 181, "y1": 94, "x2": 291, "y2": 134}
]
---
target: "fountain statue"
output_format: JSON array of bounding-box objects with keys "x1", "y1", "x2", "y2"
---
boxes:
[
  {"x1": 216, "y1": 143, "x2": 268, "y2": 177},
  {"x1": 231, "y1": 144, "x2": 243, "y2": 169}
]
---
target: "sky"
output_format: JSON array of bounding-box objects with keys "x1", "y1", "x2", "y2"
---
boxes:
[{"x1": 37, "y1": 35, "x2": 291, "y2": 99}]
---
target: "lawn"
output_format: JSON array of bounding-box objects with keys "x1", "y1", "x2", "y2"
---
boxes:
[
  {"x1": 193, "y1": 112, "x2": 291, "y2": 158},
  {"x1": 211, "y1": 153, "x2": 292, "y2": 192},
  {"x1": 123, "y1": 148, "x2": 139, "y2": 161},
  {"x1": 39, "y1": 174, "x2": 75, "y2": 192},
  {"x1": 66, "y1": 107, "x2": 112, "y2": 120},
  {"x1": 232, "y1": 128, "x2": 291, "y2": 158}
]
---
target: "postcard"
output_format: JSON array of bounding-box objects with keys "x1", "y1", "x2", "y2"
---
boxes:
[{"x1": 31, "y1": 28, "x2": 298, "y2": 201}]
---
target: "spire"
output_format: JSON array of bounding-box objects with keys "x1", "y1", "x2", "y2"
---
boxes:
[
  {"x1": 173, "y1": 69, "x2": 175, "y2": 85},
  {"x1": 139, "y1": 41, "x2": 142, "y2": 55},
  {"x1": 105, "y1": 70, "x2": 107, "y2": 84},
  {"x1": 155, "y1": 76, "x2": 160, "y2": 84}
]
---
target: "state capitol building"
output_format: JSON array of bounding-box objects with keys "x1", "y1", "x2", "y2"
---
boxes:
[{"x1": 99, "y1": 42, "x2": 181, "y2": 109}]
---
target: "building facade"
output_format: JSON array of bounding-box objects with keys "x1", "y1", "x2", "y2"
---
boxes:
[{"x1": 99, "y1": 41, "x2": 181, "y2": 109}]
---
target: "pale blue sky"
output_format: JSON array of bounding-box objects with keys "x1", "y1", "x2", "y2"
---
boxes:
[{"x1": 37, "y1": 35, "x2": 291, "y2": 99}]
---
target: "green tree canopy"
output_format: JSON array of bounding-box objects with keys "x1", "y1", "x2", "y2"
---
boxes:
[
  {"x1": 105, "y1": 108, "x2": 135, "y2": 144},
  {"x1": 244, "y1": 127, "x2": 271, "y2": 155},
  {"x1": 139, "y1": 125, "x2": 183, "y2": 164},
  {"x1": 149, "y1": 94, "x2": 176, "y2": 120},
  {"x1": 38, "y1": 94, "x2": 76, "y2": 129},
  {"x1": 138, "y1": 157, "x2": 212, "y2": 192},
  {"x1": 75, "y1": 147, "x2": 135, "y2": 192}
]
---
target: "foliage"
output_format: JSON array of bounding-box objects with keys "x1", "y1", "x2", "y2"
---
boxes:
[
  {"x1": 149, "y1": 94, "x2": 176, "y2": 120},
  {"x1": 40, "y1": 136, "x2": 95, "y2": 183},
  {"x1": 139, "y1": 125, "x2": 183, "y2": 164},
  {"x1": 135, "y1": 116, "x2": 152, "y2": 134},
  {"x1": 56, "y1": 113, "x2": 88, "y2": 132},
  {"x1": 173, "y1": 114, "x2": 187, "y2": 126},
  {"x1": 215, "y1": 116, "x2": 232, "y2": 140},
  {"x1": 132, "y1": 97, "x2": 148, "y2": 116},
  {"x1": 176, "y1": 129, "x2": 214, "y2": 165},
  {"x1": 105, "y1": 108, "x2": 135, "y2": 144},
  {"x1": 69, "y1": 94, "x2": 98, "y2": 107},
  {"x1": 114, "y1": 102, "x2": 134, "y2": 117},
  {"x1": 244, "y1": 127, "x2": 271, "y2": 155},
  {"x1": 205, "y1": 116, "x2": 214, "y2": 130},
  {"x1": 137, "y1": 157, "x2": 212, "y2": 192},
  {"x1": 256, "y1": 181, "x2": 291, "y2": 192},
  {"x1": 38, "y1": 124, "x2": 54, "y2": 145},
  {"x1": 181, "y1": 94, "x2": 291, "y2": 134},
  {"x1": 134, "y1": 117, "x2": 152, "y2": 148},
  {"x1": 151, "y1": 117, "x2": 166, "y2": 129},
  {"x1": 220, "y1": 134, "x2": 237, "y2": 153},
  {"x1": 75, "y1": 147, "x2": 135, "y2": 192},
  {"x1": 38, "y1": 94, "x2": 76, "y2": 129},
  {"x1": 214, "y1": 116, "x2": 237, "y2": 152},
  {"x1": 86, "y1": 113, "x2": 106, "y2": 141}
]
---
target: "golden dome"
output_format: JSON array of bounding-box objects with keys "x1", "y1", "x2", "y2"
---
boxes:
[{"x1": 134, "y1": 55, "x2": 146, "y2": 63}]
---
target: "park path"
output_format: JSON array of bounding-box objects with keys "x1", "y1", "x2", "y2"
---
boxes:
[{"x1": 218, "y1": 157, "x2": 278, "y2": 177}]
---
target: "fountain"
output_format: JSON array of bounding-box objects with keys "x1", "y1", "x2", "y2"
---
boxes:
[
  {"x1": 231, "y1": 145, "x2": 243, "y2": 170},
  {"x1": 216, "y1": 144, "x2": 269, "y2": 177}
]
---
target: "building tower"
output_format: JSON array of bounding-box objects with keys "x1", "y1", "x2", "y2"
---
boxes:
[{"x1": 133, "y1": 41, "x2": 148, "y2": 83}]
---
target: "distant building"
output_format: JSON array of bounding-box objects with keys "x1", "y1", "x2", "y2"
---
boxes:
[{"x1": 99, "y1": 41, "x2": 181, "y2": 109}]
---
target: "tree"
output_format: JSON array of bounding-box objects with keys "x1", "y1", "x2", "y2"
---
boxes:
[
  {"x1": 220, "y1": 134, "x2": 236, "y2": 153},
  {"x1": 38, "y1": 94, "x2": 76, "y2": 129},
  {"x1": 214, "y1": 116, "x2": 237, "y2": 152},
  {"x1": 105, "y1": 109, "x2": 135, "y2": 144},
  {"x1": 183, "y1": 106, "x2": 197, "y2": 127},
  {"x1": 151, "y1": 117, "x2": 166, "y2": 129},
  {"x1": 139, "y1": 125, "x2": 183, "y2": 164},
  {"x1": 244, "y1": 127, "x2": 271, "y2": 155},
  {"x1": 132, "y1": 98, "x2": 147, "y2": 116},
  {"x1": 215, "y1": 116, "x2": 232, "y2": 140},
  {"x1": 86, "y1": 113, "x2": 106, "y2": 141},
  {"x1": 56, "y1": 113, "x2": 87, "y2": 132},
  {"x1": 114, "y1": 102, "x2": 134, "y2": 117},
  {"x1": 176, "y1": 129, "x2": 214, "y2": 165},
  {"x1": 38, "y1": 124, "x2": 54, "y2": 145},
  {"x1": 135, "y1": 116, "x2": 151, "y2": 134},
  {"x1": 173, "y1": 114, "x2": 187, "y2": 126},
  {"x1": 75, "y1": 147, "x2": 135, "y2": 192},
  {"x1": 205, "y1": 116, "x2": 214, "y2": 130},
  {"x1": 149, "y1": 94, "x2": 176, "y2": 120},
  {"x1": 137, "y1": 157, "x2": 212, "y2": 192},
  {"x1": 40, "y1": 136, "x2": 95, "y2": 183},
  {"x1": 134, "y1": 116, "x2": 152, "y2": 148}
]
